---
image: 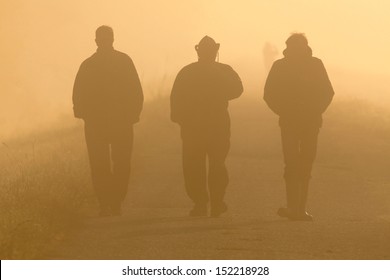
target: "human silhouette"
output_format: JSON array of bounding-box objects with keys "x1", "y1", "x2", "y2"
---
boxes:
[
  {"x1": 264, "y1": 33, "x2": 334, "y2": 221},
  {"x1": 170, "y1": 36, "x2": 243, "y2": 217},
  {"x1": 73, "y1": 25, "x2": 143, "y2": 217}
]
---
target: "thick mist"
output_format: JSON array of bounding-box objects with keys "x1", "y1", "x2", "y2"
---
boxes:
[
  {"x1": 1, "y1": 1, "x2": 390, "y2": 261},
  {"x1": 1, "y1": 0, "x2": 389, "y2": 139}
]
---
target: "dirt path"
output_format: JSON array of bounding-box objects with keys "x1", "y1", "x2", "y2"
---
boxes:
[
  {"x1": 48, "y1": 99, "x2": 390, "y2": 259},
  {"x1": 49, "y1": 155, "x2": 390, "y2": 259}
]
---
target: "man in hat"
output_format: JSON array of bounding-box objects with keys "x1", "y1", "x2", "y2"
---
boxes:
[
  {"x1": 264, "y1": 33, "x2": 334, "y2": 221},
  {"x1": 73, "y1": 25, "x2": 143, "y2": 216},
  {"x1": 171, "y1": 36, "x2": 243, "y2": 217}
]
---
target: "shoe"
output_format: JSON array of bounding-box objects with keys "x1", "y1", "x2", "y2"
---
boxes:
[
  {"x1": 111, "y1": 204, "x2": 122, "y2": 216},
  {"x1": 277, "y1": 207, "x2": 300, "y2": 220},
  {"x1": 294, "y1": 211, "x2": 313, "y2": 221},
  {"x1": 277, "y1": 207, "x2": 289, "y2": 218},
  {"x1": 99, "y1": 206, "x2": 112, "y2": 217},
  {"x1": 281, "y1": 210, "x2": 313, "y2": 221},
  {"x1": 210, "y1": 202, "x2": 228, "y2": 217},
  {"x1": 189, "y1": 204, "x2": 208, "y2": 217}
]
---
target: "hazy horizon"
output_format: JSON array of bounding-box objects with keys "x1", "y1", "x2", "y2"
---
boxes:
[
  {"x1": 1, "y1": 0, "x2": 389, "y2": 139},
  {"x1": 1, "y1": 1, "x2": 390, "y2": 262}
]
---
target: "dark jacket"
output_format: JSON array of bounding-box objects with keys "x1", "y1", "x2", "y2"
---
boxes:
[
  {"x1": 264, "y1": 48, "x2": 334, "y2": 128},
  {"x1": 170, "y1": 61, "x2": 243, "y2": 135},
  {"x1": 73, "y1": 48, "x2": 143, "y2": 125}
]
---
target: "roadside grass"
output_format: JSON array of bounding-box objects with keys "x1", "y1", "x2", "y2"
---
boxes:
[{"x1": 0, "y1": 126, "x2": 90, "y2": 259}]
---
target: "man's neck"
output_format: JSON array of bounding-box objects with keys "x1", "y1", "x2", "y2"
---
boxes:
[
  {"x1": 97, "y1": 46, "x2": 114, "y2": 53},
  {"x1": 198, "y1": 58, "x2": 216, "y2": 64}
]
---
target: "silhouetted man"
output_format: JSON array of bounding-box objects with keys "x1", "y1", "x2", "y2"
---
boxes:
[
  {"x1": 171, "y1": 36, "x2": 243, "y2": 217},
  {"x1": 264, "y1": 33, "x2": 334, "y2": 221},
  {"x1": 73, "y1": 26, "x2": 143, "y2": 216}
]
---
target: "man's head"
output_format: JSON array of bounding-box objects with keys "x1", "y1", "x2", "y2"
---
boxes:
[
  {"x1": 283, "y1": 33, "x2": 312, "y2": 59},
  {"x1": 95, "y1": 25, "x2": 114, "y2": 49},
  {"x1": 285, "y1": 33, "x2": 308, "y2": 49},
  {"x1": 195, "y1": 36, "x2": 220, "y2": 62}
]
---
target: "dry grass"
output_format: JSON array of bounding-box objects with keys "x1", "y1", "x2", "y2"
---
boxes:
[{"x1": 0, "y1": 126, "x2": 89, "y2": 259}]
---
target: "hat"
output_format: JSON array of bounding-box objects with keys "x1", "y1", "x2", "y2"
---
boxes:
[
  {"x1": 196, "y1": 36, "x2": 220, "y2": 50},
  {"x1": 285, "y1": 33, "x2": 308, "y2": 48}
]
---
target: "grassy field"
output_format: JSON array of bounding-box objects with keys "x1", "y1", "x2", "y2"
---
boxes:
[
  {"x1": 1, "y1": 95, "x2": 390, "y2": 259},
  {"x1": 0, "y1": 126, "x2": 89, "y2": 259}
]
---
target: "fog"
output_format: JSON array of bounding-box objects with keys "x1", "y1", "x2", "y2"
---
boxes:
[
  {"x1": 1, "y1": 0, "x2": 389, "y2": 138},
  {"x1": 1, "y1": 1, "x2": 390, "y2": 261}
]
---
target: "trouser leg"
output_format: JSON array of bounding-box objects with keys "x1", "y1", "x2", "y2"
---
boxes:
[
  {"x1": 182, "y1": 137, "x2": 208, "y2": 205},
  {"x1": 110, "y1": 126, "x2": 133, "y2": 208},
  {"x1": 208, "y1": 136, "x2": 230, "y2": 208},
  {"x1": 281, "y1": 127, "x2": 301, "y2": 213},
  {"x1": 298, "y1": 128, "x2": 319, "y2": 212},
  {"x1": 84, "y1": 124, "x2": 112, "y2": 209}
]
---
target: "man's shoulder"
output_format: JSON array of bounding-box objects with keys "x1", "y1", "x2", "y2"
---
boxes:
[
  {"x1": 215, "y1": 62, "x2": 234, "y2": 70},
  {"x1": 113, "y1": 50, "x2": 132, "y2": 60},
  {"x1": 272, "y1": 57, "x2": 323, "y2": 68},
  {"x1": 80, "y1": 53, "x2": 97, "y2": 67},
  {"x1": 181, "y1": 62, "x2": 198, "y2": 70},
  {"x1": 177, "y1": 62, "x2": 198, "y2": 76},
  {"x1": 215, "y1": 62, "x2": 241, "y2": 79},
  {"x1": 267, "y1": 58, "x2": 286, "y2": 72},
  {"x1": 272, "y1": 58, "x2": 287, "y2": 67},
  {"x1": 310, "y1": 56, "x2": 324, "y2": 66},
  {"x1": 84, "y1": 50, "x2": 132, "y2": 62},
  {"x1": 311, "y1": 56, "x2": 322, "y2": 62},
  {"x1": 110, "y1": 50, "x2": 135, "y2": 67}
]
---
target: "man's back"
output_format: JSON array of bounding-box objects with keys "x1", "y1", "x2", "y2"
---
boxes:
[
  {"x1": 73, "y1": 49, "x2": 143, "y2": 125},
  {"x1": 170, "y1": 36, "x2": 242, "y2": 217},
  {"x1": 264, "y1": 56, "x2": 334, "y2": 128},
  {"x1": 171, "y1": 61, "x2": 242, "y2": 132},
  {"x1": 72, "y1": 25, "x2": 144, "y2": 217},
  {"x1": 263, "y1": 33, "x2": 334, "y2": 221}
]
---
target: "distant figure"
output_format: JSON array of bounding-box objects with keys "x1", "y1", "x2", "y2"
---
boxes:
[
  {"x1": 170, "y1": 36, "x2": 243, "y2": 217},
  {"x1": 73, "y1": 26, "x2": 143, "y2": 216},
  {"x1": 264, "y1": 33, "x2": 334, "y2": 221},
  {"x1": 263, "y1": 42, "x2": 279, "y2": 72}
]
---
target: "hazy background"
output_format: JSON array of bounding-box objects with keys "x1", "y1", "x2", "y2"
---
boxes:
[
  {"x1": 1, "y1": 0, "x2": 390, "y2": 139},
  {"x1": 1, "y1": 1, "x2": 390, "y2": 259}
]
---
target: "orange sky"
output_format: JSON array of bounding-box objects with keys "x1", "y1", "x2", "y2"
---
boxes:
[{"x1": 1, "y1": 0, "x2": 389, "y2": 86}]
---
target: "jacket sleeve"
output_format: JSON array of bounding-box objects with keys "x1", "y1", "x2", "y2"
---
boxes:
[
  {"x1": 264, "y1": 61, "x2": 283, "y2": 115},
  {"x1": 315, "y1": 59, "x2": 334, "y2": 113},
  {"x1": 170, "y1": 69, "x2": 186, "y2": 124},
  {"x1": 126, "y1": 57, "x2": 144, "y2": 123},
  {"x1": 223, "y1": 65, "x2": 244, "y2": 100},
  {"x1": 72, "y1": 62, "x2": 87, "y2": 119}
]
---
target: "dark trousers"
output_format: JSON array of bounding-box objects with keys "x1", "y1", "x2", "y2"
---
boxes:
[
  {"x1": 181, "y1": 130, "x2": 230, "y2": 207},
  {"x1": 84, "y1": 122, "x2": 133, "y2": 209},
  {"x1": 280, "y1": 125, "x2": 319, "y2": 210}
]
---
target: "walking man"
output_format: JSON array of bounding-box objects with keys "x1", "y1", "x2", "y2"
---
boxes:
[
  {"x1": 73, "y1": 26, "x2": 143, "y2": 216},
  {"x1": 264, "y1": 33, "x2": 334, "y2": 221},
  {"x1": 171, "y1": 36, "x2": 243, "y2": 217}
]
